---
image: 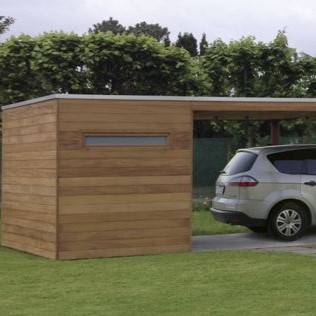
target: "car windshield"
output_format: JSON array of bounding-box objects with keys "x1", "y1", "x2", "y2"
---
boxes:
[{"x1": 223, "y1": 151, "x2": 257, "y2": 175}]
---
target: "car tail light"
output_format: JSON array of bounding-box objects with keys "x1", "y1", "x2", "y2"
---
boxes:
[{"x1": 228, "y1": 176, "x2": 258, "y2": 187}]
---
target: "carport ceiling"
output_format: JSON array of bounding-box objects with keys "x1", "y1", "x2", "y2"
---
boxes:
[{"x1": 192, "y1": 97, "x2": 316, "y2": 120}]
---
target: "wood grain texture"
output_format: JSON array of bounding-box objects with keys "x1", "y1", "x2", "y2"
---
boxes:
[
  {"x1": 192, "y1": 101, "x2": 316, "y2": 120},
  {"x1": 1, "y1": 101, "x2": 58, "y2": 259},
  {"x1": 2, "y1": 97, "x2": 193, "y2": 260},
  {"x1": 58, "y1": 244, "x2": 191, "y2": 260},
  {"x1": 57, "y1": 98, "x2": 193, "y2": 259}
]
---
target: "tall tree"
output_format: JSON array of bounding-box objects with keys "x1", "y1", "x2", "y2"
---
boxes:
[
  {"x1": 202, "y1": 39, "x2": 231, "y2": 96},
  {"x1": 256, "y1": 31, "x2": 301, "y2": 97},
  {"x1": 0, "y1": 35, "x2": 40, "y2": 105},
  {"x1": 32, "y1": 32, "x2": 87, "y2": 94},
  {"x1": 294, "y1": 53, "x2": 316, "y2": 97},
  {"x1": 227, "y1": 36, "x2": 262, "y2": 97},
  {"x1": 199, "y1": 33, "x2": 208, "y2": 56},
  {"x1": 83, "y1": 32, "x2": 207, "y2": 95},
  {"x1": 163, "y1": 34, "x2": 171, "y2": 47},
  {"x1": 127, "y1": 22, "x2": 169, "y2": 42},
  {"x1": 88, "y1": 17, "x2": 125, "y2": 34},
  {"x1": 176, "y1": 32, "x2": 198, "y2": 57},
  {"x1": 0, "y1": 15, "x2": 15, "y2": 35}
]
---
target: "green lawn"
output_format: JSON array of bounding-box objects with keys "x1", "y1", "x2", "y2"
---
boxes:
[
  {"x1": 1, "y1": 246, "x2": 316, "y2": 315},
  {"x1": 1, "y1": 217, "x2": 316, "y2": 315}
]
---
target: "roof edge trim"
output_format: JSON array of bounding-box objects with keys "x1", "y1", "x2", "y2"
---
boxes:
[{"x1": 3, "y1": 94, "x2": 316, "y2": 110}]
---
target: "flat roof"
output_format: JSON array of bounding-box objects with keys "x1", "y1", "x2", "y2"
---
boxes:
[{"x1": 3, "y1": 94, "x2": 316, "y2": 120}]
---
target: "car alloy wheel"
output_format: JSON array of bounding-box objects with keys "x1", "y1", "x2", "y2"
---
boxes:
[
  {"x1": 276, "y1": 209, "x2": 302, "y2": 237},
  {"x1": 269, "y1": 202, "x2": 309, "y2": 241}
]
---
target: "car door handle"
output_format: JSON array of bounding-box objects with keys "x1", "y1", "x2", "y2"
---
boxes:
[{"x1": 304, "y1": 181, "x2": 316, "y2": 186}]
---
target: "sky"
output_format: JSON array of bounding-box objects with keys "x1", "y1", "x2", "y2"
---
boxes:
[{"x1": 2, "y1": 0, "x2": 316, "y2": 55}]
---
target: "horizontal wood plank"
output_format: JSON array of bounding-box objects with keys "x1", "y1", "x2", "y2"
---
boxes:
[
  {"x1": 59, "y1": 158, "x2": 190, "y2": 169},
  {"x1": 3, "y1": 224, "x2": 56, "y2": 242},
  {"x1": 3, "y1": 160, "x2": 56, "y2": 169},
  {"x1": 3, "y1": 232, "x2": 56, "y2": 251},
  {"x1": 60, "y1": 112, "x2": 191, "y2": 124},
  {"x1": 2, "y1": 239, "x2": 56, "y2": 259},
  {"x1": 3, "y1": 142, "x2": 56, "y2": 153},
  {"x1": 58, "y1": 243, "x2": 190, "y2": 260},
  {"x1": 58, "y1": 149, "x2": 190, "y2": 160},
  {"x1": 59, "y1": 235, "x2": 190, "y2": 251},
  {"x1": 59, "y1": 102, "x2": 191, "y2": 114},
  {"x1": 3, "y1": 176, "x2": 56, "y2": 186},
  {"x1": 3, "y1": 201, "x2": 56, "y2": 213},
  {"x1": 4, "y1": 122, "x2": 56, "y2": 137},
  {"x1": 58, "y1": 200, "x2": 190, "y2": 214},
  {"x1": 59, "y1": 209, "x2": 190, "y2": 223},
  {"x1": 3, "y1": 192, "x2": 56, "y2": 205},
  {"x1": 58, "y1": 99, "x2": 190, "y2": 107},
  {"x1": 2, "y1": 209, "x2": 56, "y2": 223},
  {"x1": 3, "y1": 150, "x2": 56, "y2": 161},
  {"x1": 3, "y1": 100, "x2": 57, "y2": 121},
  {"x1": 59, "y1": 184, "x2": 190, "y2": 196},
  {"x1": 60, "y1": 227, "x2": 189, "y2": 242},
  {"x1": 3, "y1": 132, "x2": 56, "y2": 145},
  {"x1": 4, "y1": 113, "x2": 57, "y2": 129},
  {"x1": 3, "y1": 184, "x2": 56, "y2": 196},
  {"x1": 58, "y1": 166, "x2": 189, "y2": 177},
  {"x1": 2, "y1": 217, "x2": 56, "y2": 233},
  {"x1": 59, "y1": 218, "x2": 190, "y2": 233},
  {"x1": 59, "y1": 175, "x2": 190, "y2": 187},
  {"x1": 59, "y1": 192, "x2": 190, "y2": 206},
  {"x1": 3, "y1": 168, "x2": 57, "y2": 178},
  {"x1": 59, "y1": 121, "x2": 191, "y2": 132}
]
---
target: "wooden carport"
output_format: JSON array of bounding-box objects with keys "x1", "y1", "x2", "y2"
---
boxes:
[
  {"x1": 1, "y1": 95, "x2": 316, "y2": 260},
  {"x1": 193, "y1": 97, "x2": 316, "y2": 145}
]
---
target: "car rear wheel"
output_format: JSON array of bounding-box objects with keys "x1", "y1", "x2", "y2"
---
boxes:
[{"x1": 268, "y1": 202, "x2": 309, "y2": 241}]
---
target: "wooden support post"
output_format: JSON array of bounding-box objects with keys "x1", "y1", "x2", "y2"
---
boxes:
[{"x1": 270, "y1": 120, "x2": 280, "y2": 145}]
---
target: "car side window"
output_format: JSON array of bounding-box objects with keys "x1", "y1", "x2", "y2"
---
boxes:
[
  {"x1": 302, "y1": 149, "x2": 316, "y2": 175},
  {"x1": 267, "y1": 150, "x2": 305, "y2": 174},
  {"x1": 305, "y1": 160, "x2": 316, "y2": 175}
]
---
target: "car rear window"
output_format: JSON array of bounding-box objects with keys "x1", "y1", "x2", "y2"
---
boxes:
[{"x1": 223, "y1": 151, "x2": 257, "y2": 175}]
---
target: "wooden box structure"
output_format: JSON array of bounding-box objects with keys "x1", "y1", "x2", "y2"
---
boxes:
[
  {"x1": 2, "y1": 94, "x2": 316, "y2": 259},
  {"x1": 1, "y1": 95, "x2": 193, "y2": 259}
]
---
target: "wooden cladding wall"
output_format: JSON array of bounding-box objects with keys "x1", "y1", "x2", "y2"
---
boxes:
[
  {"x1": 1, "y1": 101, "x2": 58, "y2": 259},
  {"x1": 57, "y1": 99, "x2": 193, "y2": 259}
]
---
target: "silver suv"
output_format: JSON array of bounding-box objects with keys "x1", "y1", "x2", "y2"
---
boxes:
[{"x1": 211, "y1": 144, "x2": 316, "y2": 241}]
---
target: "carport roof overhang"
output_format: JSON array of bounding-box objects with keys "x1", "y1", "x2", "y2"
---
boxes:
[
  {"x1": 191, "y1": 98, "x2": 316, "y2": 120},
  {"x1": 3, "y1": 94, "x2": 316, "y2": 120}
]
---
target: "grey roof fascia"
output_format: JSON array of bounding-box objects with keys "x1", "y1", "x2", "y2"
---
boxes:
[
  {"x1": 2, "y1": 94, "x2": 59, "y2": 110},
  {"x1": 3, "y1": 94, "x2": 316, "y2": 110}
]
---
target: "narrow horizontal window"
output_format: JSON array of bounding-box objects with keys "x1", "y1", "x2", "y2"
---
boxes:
[{"x1": 84, "y1": 135, "x2": 168, "y2": 146}]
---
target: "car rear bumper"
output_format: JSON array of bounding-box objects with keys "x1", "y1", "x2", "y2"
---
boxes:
[{"x1": 210, "y1": 207, "x2": 266, "y2": 227}]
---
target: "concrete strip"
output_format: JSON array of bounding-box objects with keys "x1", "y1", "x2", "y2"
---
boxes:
[{"x1": 192, "y1": 231, "x2": 316, "y2": 257}]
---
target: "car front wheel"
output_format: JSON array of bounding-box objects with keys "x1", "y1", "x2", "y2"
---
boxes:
[{"x1": 268, "y1": 202, "x2": 309, "y2": 241}]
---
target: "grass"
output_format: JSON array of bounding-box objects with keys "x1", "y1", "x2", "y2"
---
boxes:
[
  {"x1": 192, "y1": 210, "x2": 249, "y2": 235},
  {"x1": 192, "y1": 186, "x2": 249, "y2": 235},
  {"x1": 0, "y1": 215, "x2": 314, "y2": 315},
  {"x1": 1, "y1": 246, "x2": 316, "y2": 315}
]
